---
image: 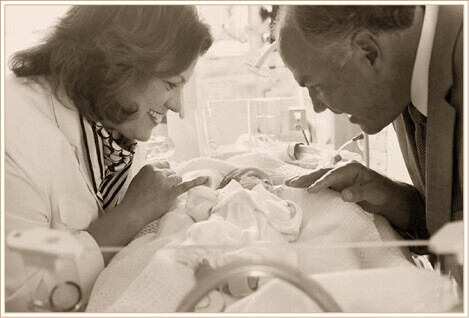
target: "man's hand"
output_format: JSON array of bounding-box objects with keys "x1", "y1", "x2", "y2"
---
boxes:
[{"x1": 285, "y1": 161, "x2": 424, "y2": 231}]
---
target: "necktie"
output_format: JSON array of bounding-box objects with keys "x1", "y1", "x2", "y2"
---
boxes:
[{"x1": 408, "y1": 103, "x2": 427, "y2": 179}]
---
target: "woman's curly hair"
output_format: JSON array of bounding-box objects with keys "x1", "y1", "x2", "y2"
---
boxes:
[{"x1": 9, "y1": 5, "x2": 213, "y2": 124}]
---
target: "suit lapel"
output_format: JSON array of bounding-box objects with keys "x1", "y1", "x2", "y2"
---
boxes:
[
  {"x1": 425, "y1": 5, "x2": 462, "y2": 234},
  {"x1": 50, "y1": 95, "x2": 104, "y2": 212},
  {"x1": 426, "y1": 96, "x2": 455, "y2": 233}
]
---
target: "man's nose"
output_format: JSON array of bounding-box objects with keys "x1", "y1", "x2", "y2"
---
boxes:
[
  {"x1": 165, "y1": 88, "x2": 182, "y2": 113},
  {"x1": 308, "y1": 88, "x2": 327, "y2": 113}
]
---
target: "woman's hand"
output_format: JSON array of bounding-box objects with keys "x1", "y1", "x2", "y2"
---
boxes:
[
  {"x1": 87, "y1": 161, "x2": 208, "y2": 264},
  {"x1": 285, "y1": 161, "x2": 424, "y2": 231},
  {"x1": 120, "y1": 161, "x2": 208, "y2": 226}
]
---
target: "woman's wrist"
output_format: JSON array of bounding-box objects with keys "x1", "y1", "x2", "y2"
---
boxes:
[
  {"x1": 112, "y1": 201, "x2": 150, "y2": 232},
  {"x1": 86, "y1": 203, "x2": 148, "y2": 253}
]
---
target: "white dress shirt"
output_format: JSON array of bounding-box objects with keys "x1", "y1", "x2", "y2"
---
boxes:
[{"x1": 410, "y1": 5, "x2": 439, "y2": 117}]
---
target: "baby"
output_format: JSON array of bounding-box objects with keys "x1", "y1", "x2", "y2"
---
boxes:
[
  {"x1": 185, "y1": 167, "x2": 298, "y2": 234},
  {"x1": 180, "y1": 167, "x2": 302, "y2": 298}
]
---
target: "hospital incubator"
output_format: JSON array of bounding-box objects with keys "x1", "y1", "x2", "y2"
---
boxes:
[
  {"x1": 5, "y1": 84, "x2": 463, "y2": 314},
  {"x1": 5, "y1": 98, "x2": 464, "y2": 313},
  {"x1": 6, "y1": 219, "x2": 464, "y2": 312}
]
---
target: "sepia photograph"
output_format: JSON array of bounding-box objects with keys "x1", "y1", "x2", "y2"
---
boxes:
[{"x1": 1, "y1": 1, "x2": 466, "y2": 316}]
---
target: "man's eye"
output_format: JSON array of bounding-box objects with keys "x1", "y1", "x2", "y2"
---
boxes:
[{"x1": 165, "y1": 82, "x2": 177, "y2": 90}]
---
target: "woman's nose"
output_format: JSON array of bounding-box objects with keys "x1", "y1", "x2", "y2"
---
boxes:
[{"x1": 165, "y1": 88, "x2": 182, "y2": 113}]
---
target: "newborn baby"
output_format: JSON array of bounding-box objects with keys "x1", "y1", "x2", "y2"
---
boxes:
[
  {"x1": 180, "y1": 167, "x2": 302, "y2": 298},
  {"x1": 186, "y1": 167, "x2": 301, "y2": 242}
]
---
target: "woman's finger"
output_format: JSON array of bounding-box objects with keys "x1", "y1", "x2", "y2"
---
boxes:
[
  {"x1": 157, "y1": 169, "x2": 176, "y2": 177},
  {"x1": 174, "y1": 176, "x2": 208, "y2": 196},
  {"x1": 166, "y1": 174, "x2": 182, "y2": 186},
  {"x1": 152, "y1": 161, "x2": 170, "y2": 169}
]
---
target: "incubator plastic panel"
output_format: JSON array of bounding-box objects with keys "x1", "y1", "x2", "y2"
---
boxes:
[
  {"x1": 195, "y1": 96, "x2": 336, "y2": 160},
  {"x1": 168, "y1": 245, "x2": 463, "y2": 313},
  {"x1": 9, "y1": 229, "x2": 463, "y2": 313},
  {"x1": 6, "y1": 136, "x2": 463, "y2": 314},
  {"x1": 7, "y1": 185, "x2": 464, "y2": 314}
]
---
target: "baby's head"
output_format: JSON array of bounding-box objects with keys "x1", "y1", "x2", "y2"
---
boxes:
[{"x1": 219, "y1": 167, "x2": 273, "y2": 190}]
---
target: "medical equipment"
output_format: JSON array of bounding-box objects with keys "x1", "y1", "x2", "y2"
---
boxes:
[
  {"x1": 4, "y1": 148, "x2": 460, "y2": 313},
  {"x1": 145, "y1": 134, "x2": 175, "y2": 162},
  {"x1": 285, "y1": 132, "x2": 368, "y2": 170},
  {"x1": 243, "y1": 39, "x2": 372, "y2": 168},
  {"x1": 245, "y1": 41, "x2": 278, "y2": 77},
  {"x1": 6, "y1": 219, "x2": 463, "y2": 312},
  {"x1": 195, "y1": 97, "x2": 339, "y2": 161},
  {"x1": 146, "y1": 115, "x2": 176, "y2": 163},
  {"x1": 6, "y1": 228, "x2": 86, "y2": 311},
  {"x1": 177, "y1": 260, "x2": 342, "y2": 312},
  {"x1": 294, "y1": 132, "x2": 364, "y2": 158}
]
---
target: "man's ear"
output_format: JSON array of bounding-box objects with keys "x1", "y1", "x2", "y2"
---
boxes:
[{"x1": 351, "y1": 30, "x2": 381, "y2": 66}]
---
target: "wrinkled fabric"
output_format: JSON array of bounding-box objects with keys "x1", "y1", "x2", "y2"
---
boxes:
[{"x1": 179, "y1": 180, "x2": 302, "y2": 269}]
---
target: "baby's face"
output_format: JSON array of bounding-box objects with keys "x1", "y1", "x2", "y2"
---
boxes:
[{"x1": 219, "y1": 167, "x2": 273, "y2": 190}]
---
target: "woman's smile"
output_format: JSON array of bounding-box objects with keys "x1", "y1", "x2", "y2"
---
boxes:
[{"x1": 147, "y1": 109, "x2": 165, "y2": 125}]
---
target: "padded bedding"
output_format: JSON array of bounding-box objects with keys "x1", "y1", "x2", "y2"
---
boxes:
[{"x1": 86, "y1": 151, "x2": 414, "y2": 312}]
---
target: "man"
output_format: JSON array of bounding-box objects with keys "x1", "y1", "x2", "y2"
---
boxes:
[{"x1": 278, "y1": 6, "x2": 463, "y2": 249}]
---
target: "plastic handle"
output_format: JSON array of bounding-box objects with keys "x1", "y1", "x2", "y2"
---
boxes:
[{"x1": 176, "y1": 260, "x2": 341, "y2": 312}]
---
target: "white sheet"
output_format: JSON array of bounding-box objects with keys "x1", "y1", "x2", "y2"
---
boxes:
[{"x1": 87, "y1": 151, "x2": 416, "y2": 313}]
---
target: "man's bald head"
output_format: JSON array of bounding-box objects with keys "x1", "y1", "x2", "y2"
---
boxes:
[
  {"x1": 275, "y1": 5, "x2": 424, "y2": 134},
  {"x1": 276, "y1": 6, "x2": 417, "y2": 63}
]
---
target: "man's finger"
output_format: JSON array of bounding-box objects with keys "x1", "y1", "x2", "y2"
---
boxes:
[
  {"x1": 174, "y1": 176, "x2": 208, "y2": 195},
  {"x1": 307, "y1": 164, "x2": 362, "y2": 193},
  {"x1": 342, "y1": 184, "x2": 385, "y2": 205},
  {"x1": 341, "y1": 185, "x2": 367, "y2": 202},
  {"x1": 286, "y1": 168, "x2": 331, "y2": 188}
]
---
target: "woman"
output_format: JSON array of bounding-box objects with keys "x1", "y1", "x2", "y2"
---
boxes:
[{"x1": 5, "y1": 5, "x2": 212, "y2": 311}]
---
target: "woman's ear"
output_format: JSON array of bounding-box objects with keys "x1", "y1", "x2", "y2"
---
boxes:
[{"x1": 351, "y1": 30, "x2": 381, "y2": 66}]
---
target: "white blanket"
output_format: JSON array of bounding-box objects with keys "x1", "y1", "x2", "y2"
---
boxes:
[{"x1": 87, "y1": 152, "x2": 414, "y2": 313}]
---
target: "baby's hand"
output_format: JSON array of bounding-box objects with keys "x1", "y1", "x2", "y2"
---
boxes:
[
  {"x1": 186, "y1": 185, "x2": 217, "y2": 222},
  {"x1": 219, "y1": 167, "x2": 272, "y2": 190}
]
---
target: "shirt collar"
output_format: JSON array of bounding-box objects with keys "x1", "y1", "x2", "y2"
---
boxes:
[{"x1": 410, "y1": 5, "x2": 439, "y2": 117}]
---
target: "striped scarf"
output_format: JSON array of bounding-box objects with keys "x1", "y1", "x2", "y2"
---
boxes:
[{"x1": 80, "y1": 116, "x2": 137, "y2": 210}]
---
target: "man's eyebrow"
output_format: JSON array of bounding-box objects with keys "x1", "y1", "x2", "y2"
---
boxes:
[
  {"x1": 177, "y1": 75, "x2": 187, "y2": 84},
  {"x1": 166, "y1": 75, "x2": 186, "y2": 85}
]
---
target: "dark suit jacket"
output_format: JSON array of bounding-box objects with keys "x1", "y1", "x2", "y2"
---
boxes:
[{"x1": 394, "y1": 5, "x2": 464, "y2": 236}]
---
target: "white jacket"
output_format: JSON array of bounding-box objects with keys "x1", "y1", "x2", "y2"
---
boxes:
[{"x1": 5, "y1": 75, "x2": 146, "y2": 311}]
